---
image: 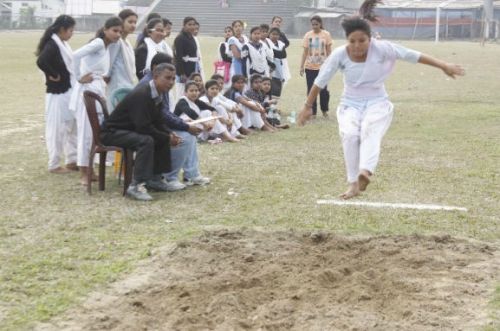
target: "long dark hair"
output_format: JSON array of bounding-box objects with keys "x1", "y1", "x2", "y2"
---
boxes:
[
  {"x1": 95, "y1": 16, "x2": 122, "y2": 39},
  {"x1": 36, "y1": 15, "x2": 75, "y2": 56},
  {"x1": 341, "y1": 0, "x2": 381, "y2": 37},
  {"x1": 136, "y1": 18, "x2": 163, "y2": 47}
]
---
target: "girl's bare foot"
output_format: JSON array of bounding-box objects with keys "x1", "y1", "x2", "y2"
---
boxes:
[
  {"x1": 65, "y1": 163, "x2": 79, "y2": 171},
  {"x1": 339, "y1": 182, "x2": 360, "y2": 200},
  {"x1": 49, "y1": 167, "x2": 70, "y2": 174},
  {"x1": 79, "y1": 167, "x2": 97, "y2": 185},
  {"x1": 239, "y1": 127, "x2": 252, "y2": 135},
  {"x1": 358, "y1": 170, "x2": 371, "y2": 192}
]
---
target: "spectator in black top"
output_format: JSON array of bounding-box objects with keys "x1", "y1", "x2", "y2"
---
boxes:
[
  {"x1": 173, "y1": 16, "x2": 199, "y2": 100},
  {"x1": 271, "y1": 16, "x2": 290, "y2": 48},
  {"x1": 36, "y1": 14, "x2": 79, "y2": 174},
  {"x1": 100, "y1": 64, "x2": 182, "y2": 201}
]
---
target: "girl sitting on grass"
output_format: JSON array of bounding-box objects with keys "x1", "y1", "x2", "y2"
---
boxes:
[
  {"x1": 174, "y1": 81, "x2": 238, "y2": 142},
  {"x1": 260, "y1": 77, "x2": 289, "y2": 129},
  {"x1": 224, "y1": 75, "x2": 274, "y2": 132},
  {"x1": 199, "y1": 79, "x2": 244, "y2": 140}
]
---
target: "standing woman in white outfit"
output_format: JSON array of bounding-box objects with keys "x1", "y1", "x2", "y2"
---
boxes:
[
  {"x1": 298, "y1": 0, "x2": 465, "y2": 199},
  {"x1": 71, "y1": 16, "x2": 122, "y2": 185},
  {"x1": 36, "y1": 15, "x2": 78, "y2": 174},
  {"x1": 227, "y1": 20, "x2": 249, "y2": 79},
  {"x1": 106, "y1": 9, "x2": 138, "y2": 110}
]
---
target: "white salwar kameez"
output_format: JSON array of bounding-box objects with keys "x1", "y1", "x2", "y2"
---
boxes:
[
  {"x1": 314, "y1": 38, "x2": 421, "y2": 183},
  {"x1": 199, "y1": 95, "x2": 240, "y2": 137},
  {"x1": 70, "y1": 38, "x2": 111, "y2": 168},
  {"x1": 178, "y1": 97, "x2": 228, "y2": 141},
  {"x1": 45, "y1": 34, "x2": 78, "y2": 170}
]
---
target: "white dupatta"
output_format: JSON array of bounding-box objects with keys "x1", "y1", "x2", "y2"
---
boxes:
[
  {"x1": 119, "y1": 38, "x2": 136, "y2": 84},
  {"x1": 51, "y1": 33, "x2": 75, "y2": 86},
  {"x1": 144, "y1": 37, "x2": 173, "y2": 72}
]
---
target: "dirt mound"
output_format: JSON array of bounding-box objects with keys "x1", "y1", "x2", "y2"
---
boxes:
[{"x1": 36, "y1": 230, "x2": 500, "y2": 331}]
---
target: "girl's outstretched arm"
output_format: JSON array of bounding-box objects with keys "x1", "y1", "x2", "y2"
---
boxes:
[{"x1": 418, "y1": 54, "x2": 465, "y2": 79}]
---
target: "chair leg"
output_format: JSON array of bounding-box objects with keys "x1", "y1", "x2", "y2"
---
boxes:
[
  {"x1": 87, "y1": 151, "x2": 95, "y2": 195},
  {"x1": 99, "y1": 152, "x2": 106, "y2": 191}
]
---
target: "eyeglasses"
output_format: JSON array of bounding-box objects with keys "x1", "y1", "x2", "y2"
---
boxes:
[{"x1": 149, "y1": 28, "x2": 166, "y2": 34}]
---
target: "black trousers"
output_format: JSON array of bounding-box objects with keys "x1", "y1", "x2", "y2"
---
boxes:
[
  {"x1": 305, "y1": 68, "x2": 330, "y2": 115},
  {"x1": 100, "y1": 129, "x2": 170, "y2": 184}
]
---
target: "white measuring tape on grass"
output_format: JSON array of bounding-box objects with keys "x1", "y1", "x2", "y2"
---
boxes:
[{"x1": 317, "y1": 200, "x2": 468, "y2": 212}]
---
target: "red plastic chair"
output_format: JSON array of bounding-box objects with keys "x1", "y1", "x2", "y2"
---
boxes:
[{"x1": 83, "y1": 91, "x2": 134, "y2": 195}]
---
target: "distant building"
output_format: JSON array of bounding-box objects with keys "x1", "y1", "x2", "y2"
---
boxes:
[{"x1": 1, "y1": 0, "x2": 63, "y2": 27}]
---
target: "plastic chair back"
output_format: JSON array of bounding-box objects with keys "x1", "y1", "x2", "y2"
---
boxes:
[{"x1": 110, "y1": 87, "x2": 133, "y2": 109}]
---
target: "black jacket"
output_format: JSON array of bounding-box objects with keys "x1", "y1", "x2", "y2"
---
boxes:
[
  {"x1": 174, "y1": 98, "x2": 215, "y2": 120},
  {"x1": 134, "y1": 44, "x2": 148, "y2": 80},
  {"x1": 36, "y1": 39, "x2": 72, "y2": 94},
  {"x1": 173, "y1": 30, "x2": 198, "y2": 77},
  {"x1": 101, "y1": 83, "x2": 171, "y2": 145}
]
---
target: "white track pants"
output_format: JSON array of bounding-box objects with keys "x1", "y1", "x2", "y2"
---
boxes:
[
  {"x1": 241, "y1": 102, "x2": 264, "y2": 129},
  {"x1": 45, "y1": 91, "x2": 77, "y2": 170},
  {"x1": 336, "y1": 99, "x2": 394, "y2": 183}
]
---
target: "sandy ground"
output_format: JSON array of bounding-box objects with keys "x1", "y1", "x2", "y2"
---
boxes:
[{"x1": 35, "y1": 229, "x2": 500, "y2": 331}]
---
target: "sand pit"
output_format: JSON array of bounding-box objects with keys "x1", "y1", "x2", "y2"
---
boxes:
[{"x1": 36, "y1": 230, "x2": 500, "y2": 331}]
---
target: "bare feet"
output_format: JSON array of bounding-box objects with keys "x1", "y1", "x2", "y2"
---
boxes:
[
  {"x1": 339, "y1": 182, "x2": 360, "y2": 200},
  {"x1": 79, "y1": 167, "x2": 97, "y2": 185},
  {"x1": 65, "y1": 163, "x2": 79, "y2": 171},
  {"x1": 238, "y1": 127, "x2": 252, "y2": 135},
  {"x1": 49, "y1": 167, "x2": 70, "y2": 174},
  {"x1": 358, "y1": 170, "x2": 371, "y2": 192}
]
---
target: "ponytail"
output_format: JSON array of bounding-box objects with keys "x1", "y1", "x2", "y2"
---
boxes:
[
  {"x1": 36, "y1": 14, "x2": 75, "y2": 56},
  {"x1": 359, "y1": 0, "x2": 382, "y2": 22},
  {"x1": 341, "y1": 0, "x2": 382, "y2": 38}
]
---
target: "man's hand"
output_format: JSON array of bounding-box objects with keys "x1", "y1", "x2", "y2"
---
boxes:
[
  {"x1": 187, "y1": 124, "x2": 202, "y2": 136},
  {"x1": 169, "y1": 132, "x2": 183, "y2": 146}
]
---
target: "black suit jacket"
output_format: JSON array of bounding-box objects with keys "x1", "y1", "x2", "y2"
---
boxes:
[{"x1": 102, "y1": 83, "x2": 172, "y2": 145}]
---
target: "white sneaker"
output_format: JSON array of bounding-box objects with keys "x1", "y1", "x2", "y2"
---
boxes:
[
  {"x1": 126, "y1": 183, "x2": 153, "y2": 201},
  {"x1": 185, "y1": 175, "x2": 211, "y2": 186},
  {"x1": 165, "y1": 180, "x2": 186, "y2": 192}
]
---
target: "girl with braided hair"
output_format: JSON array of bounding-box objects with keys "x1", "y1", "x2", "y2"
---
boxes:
[{"x1": 298, "y1": 0, "x2": 465, "y2": 199}]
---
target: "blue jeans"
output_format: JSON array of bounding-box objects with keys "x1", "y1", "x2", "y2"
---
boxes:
[{"x1": 164, "y1": 130, "x2": 200, "y2": 181}]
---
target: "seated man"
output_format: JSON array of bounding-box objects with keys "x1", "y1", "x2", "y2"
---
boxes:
[
  {"x1": 100, "y1": 63, "x2": 181, "y2": 201},
  {"x1": 139, "y1": 53, "x2": 210, "y2": 189}
]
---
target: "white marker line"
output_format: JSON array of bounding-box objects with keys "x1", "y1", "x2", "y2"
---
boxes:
[{"x1": 317, "y1": 200, "x2": 468, "y2": 212}]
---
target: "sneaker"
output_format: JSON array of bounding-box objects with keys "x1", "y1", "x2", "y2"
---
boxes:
[
  {"x1": 146, "y1": 178, "x2": 170, "y2": 192},
  {"x1": 126, "y1": 183, "x2": 153, "y2": 201},
  {"x1": 322, "y1": 111, "x2": 329, "y2": 118},
  {"x1": 184, "y1": 175, "x2": 211, "y2": 186},
  {"x1": 165, "y1": 180, "x2": 186, "y2": 192}
]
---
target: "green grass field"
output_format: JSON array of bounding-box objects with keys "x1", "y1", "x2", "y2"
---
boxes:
[{"x1": 0, "y1": 32, "x2": 499, "y2": 330}]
